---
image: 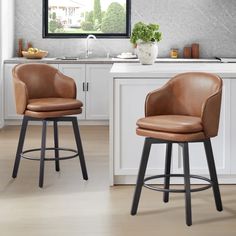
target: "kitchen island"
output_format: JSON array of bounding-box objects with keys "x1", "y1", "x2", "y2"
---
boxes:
[
  {"x1": 2, "y1": 57, "x2": 220, "y2": 127},
  {"x1": 110, "y1": 62, "x2": 236, "y2": 185}
]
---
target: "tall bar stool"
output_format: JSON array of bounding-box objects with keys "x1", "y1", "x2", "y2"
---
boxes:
[
  {"x1": 131, "y1": 72, "x2": 223, "y2": 226},
  {"x1": 12, "y1": 63, "x2": 88, "y2": 188}
]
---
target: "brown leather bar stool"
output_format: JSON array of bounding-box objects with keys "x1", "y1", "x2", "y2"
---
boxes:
[
  {"x1": 131, "y1": 72, "x2": 223, "y2": 226},
  {"x1": 12, "y1": 63, "x2": 88, "y2": 188}
]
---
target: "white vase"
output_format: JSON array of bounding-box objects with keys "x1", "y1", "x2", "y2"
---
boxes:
[{"x1": 137, "y1": 42, "x2": 158, "y2": 65}]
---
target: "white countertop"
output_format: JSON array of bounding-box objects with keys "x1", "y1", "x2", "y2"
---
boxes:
[
  {"x1": 110, "y1": 62, "x2": 236, "y2": 78},
  {"x1": 4, "y1": 57, "x2": 127, "y2": 64},
  {"x1": 4, "y1": 57, "x2": 220, "y2": 64}
]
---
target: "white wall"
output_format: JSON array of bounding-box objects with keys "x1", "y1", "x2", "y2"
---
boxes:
[
  {"x1": 15, "y1": 0, "x2": 236, "y2": 58},
  {"x1": 1, "y1": 0, "x2": 15, "y2": 59},
  {"x1": 0, "y1": 0, "x2": 15, "y2": 128}
]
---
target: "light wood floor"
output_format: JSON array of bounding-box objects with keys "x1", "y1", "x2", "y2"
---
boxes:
[{"x1": 0, "y1": 125, "x2": 236, "y2": 236}]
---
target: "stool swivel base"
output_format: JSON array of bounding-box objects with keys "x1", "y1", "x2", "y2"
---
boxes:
[
  {"x1": 12, "y1": 116, "x2": 88, "y2": 188},
  {"x1": 131, "y1": 138, "x2": 223, "y2": 226}
]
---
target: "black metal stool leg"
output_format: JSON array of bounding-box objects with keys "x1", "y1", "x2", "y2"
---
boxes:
[
  {"x1": 72, "y1": 117, "x2": 88, "y2": 180},
  {"x1": 204, "y1": 139, "x2": 223, "y2": 211},
  {"x1": 39, "y1": 120, "x2": 47, "y2": 188},
  {"x1": 183, "y1": 142, "x2": 192, "y2": 226},
  {"x1": 131, "y1": 138, "x2": 152, "y2": 215},
  {"x1": 163, "y1": 143, "x2": 172, "y2": 203},
  {"x1": 12, "y1": 116, "x2": 29, "y2": 178},
  {"x1": 54, "y1": 121, "x2": 60, "y2": 172}
]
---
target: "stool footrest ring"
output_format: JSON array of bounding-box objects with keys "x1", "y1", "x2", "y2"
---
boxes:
[
  {"x1": 21, "y1": 147, "x2": 78, "y2": 161},
  {"x1": 144, "y1": 174, "x2": 213, "y2": 193}
]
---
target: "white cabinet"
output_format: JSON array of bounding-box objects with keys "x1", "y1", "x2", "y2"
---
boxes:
[
  {"x1": 58, "y1": 64, "x2": 86, "y2": 119},
  {"x1": 59, "y1": 64, "x2": 111, "y2": 120},
  {"x1": 114, "y1": 79, "x2": 173, "y2": 176},
  {"x1": 230, "y1": 79, "x2": 236, "y2": 174},
  {"x1": 4, "y1": 63, "x2": 111, "y2": 121},
  {"x1": 4, "y1": 64, "x2": 20, "y2": 119},
  {"x1": 4, "y1": 64, "x2": 59, "y2": 120},
  {"x1": 86, "y1": 64, "x2": 112, "y2": 120},
  {"x1": 112, "y1": 78, "x2": 230, "y2": 184}
]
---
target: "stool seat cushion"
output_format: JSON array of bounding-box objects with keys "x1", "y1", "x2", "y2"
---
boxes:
[
  {"x1": 136, "y1": 128, "x2": 205, "y2": 142},
  {"x1": 137, "y1": 115, "x2": 203, "y2": 134},
  {"x1": 25, "y1": 108, "x2": 82, "y2": 119},
  {"x1": 27, "y1": 98, "x2": 83, "y2": 112}
]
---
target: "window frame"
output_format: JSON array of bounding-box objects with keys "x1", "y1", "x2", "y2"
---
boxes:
[{"x1": 42, "y1": 0, "x2": 131, "y2": 38}]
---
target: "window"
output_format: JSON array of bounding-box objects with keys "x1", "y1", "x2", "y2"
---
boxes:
[{"x1": 43, "y1": 0, "x2": 131, "y2": 38}]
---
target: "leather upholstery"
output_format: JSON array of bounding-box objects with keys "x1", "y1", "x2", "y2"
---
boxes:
[
  {"x1": 25, "y1": 109, "x2": 82, "y2": 119},
  {"x1": 27, "y1": 98, "x2": 83, "y2": 112},
  {"x1": 137, "y1": 115, "x2": 203, "y2": 134},
  {"x1": 12, "y1": 63, "x2": 82, "y2": 118},
  {"x1": 137, "y1": 72, "x2": 222, "y2": 142},
  {"x1": 136, "y1": 128, "x2": 205, "y2": 142}
]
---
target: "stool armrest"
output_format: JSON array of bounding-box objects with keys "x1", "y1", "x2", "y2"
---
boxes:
[
  {"x1": 201, "y1": 89, "x2": 222, "y2": 138},
  {"x1": 54, "y1": 71, "x2": 76, "y2": 99},
  {"x1": 145, "y1": 85, "x2": 171, "y2": 117},
  {"x1": 13, "y1": 78, "x2": 29, "y2": 114}
]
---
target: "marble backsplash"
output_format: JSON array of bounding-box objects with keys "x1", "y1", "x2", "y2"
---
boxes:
[{"x1": 15, "y1": 0, "x2": 236, "y2": 58}]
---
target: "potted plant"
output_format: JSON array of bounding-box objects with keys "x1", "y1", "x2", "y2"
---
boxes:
[{"x1": 131, "y1": 22, "x2": 162, "y2": 65}]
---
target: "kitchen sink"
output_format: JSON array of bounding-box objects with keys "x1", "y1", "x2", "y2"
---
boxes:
[
  {"x1": 56, "y1": 56, "x2": 80, "y2": 60},
  {"x1": 56, "y1": 56, "x2": 111, "y2": 60}
]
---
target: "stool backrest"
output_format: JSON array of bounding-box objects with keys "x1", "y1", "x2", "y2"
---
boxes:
[
  {"x1": 145, "y1": 72, "x2": 223, "y2": 138},
  {"x1": 167, "y1": 72, "x2": 222, "y2": 117},
  {"x1": 13, "y1": 63, "x2": 63, "y2": 99},
  {"x1": 12, "y1": 63, "x2": 76, "y2": 114}
]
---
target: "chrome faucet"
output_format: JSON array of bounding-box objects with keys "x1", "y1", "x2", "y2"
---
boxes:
[{"x1": 86, "y1": 34, "x2": 96, "y2": 58}]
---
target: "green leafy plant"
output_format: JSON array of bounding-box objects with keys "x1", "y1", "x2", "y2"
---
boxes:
[
  {"x1": 130, "y1": 22, "x2": 162, "y2": 45},
  {"x1": 101, "y1": 2, "x2": 126, "y2": 33},
  {"x1": 48, "y1": 12, "x2": 64, "y2": 33},
  {"x1": 81, "y1": 21, "x2": 94, "y2": 31},
  {"x1": 85, "y1": 11, "x2": 94, "y2": 24},
  {"x1": 94, "y1": 0, "x2": 102, "y2": 24}
]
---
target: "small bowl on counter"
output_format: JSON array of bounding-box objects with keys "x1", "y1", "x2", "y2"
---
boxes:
[{"x1": 22, "y1": 50, "x2": 48, "y2": 59}]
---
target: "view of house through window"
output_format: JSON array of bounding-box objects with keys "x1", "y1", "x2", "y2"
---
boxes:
[{"x1": 47, "y1": 0, "x2": 128, "y2": 35}]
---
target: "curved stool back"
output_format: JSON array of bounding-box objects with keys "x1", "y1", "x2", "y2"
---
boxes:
[
  {"x1": 131, "y1": 72, "x2": 223, "y2": 226},
  {"x1": 12, "y1": 63, "x2": 88, "y2": 188}
]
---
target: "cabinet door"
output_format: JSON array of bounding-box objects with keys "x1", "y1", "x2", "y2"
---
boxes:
[
  {"x1": 59, "y1": 64, "x2": 86, "y2": 120},
  {"x1": 4, "y1": 64, "x2": 59, "y2": 120},
  {"x1": 173, "y1": 80, "x2": 231, "y2": 177},
  {"x1": 113, "y1": 78, "x2": 177, "y2": 176},
  {"x1": 228, "y1": 79, "x2": 236, "y2": 175},
  {"x1": 86, "y1": 64, "x2": 112, "y2": 120},
  {"x1": 4, "y1": 64, "x2": 20, "y2": 119}
]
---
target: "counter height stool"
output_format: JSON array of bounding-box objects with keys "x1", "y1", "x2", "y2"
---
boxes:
[
  {"x1": 12, "y1": 63, "x2": 88, "y2": 188},
  {"x1": 131, "y1": 72, "x2": 223, "y2": 226}
]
